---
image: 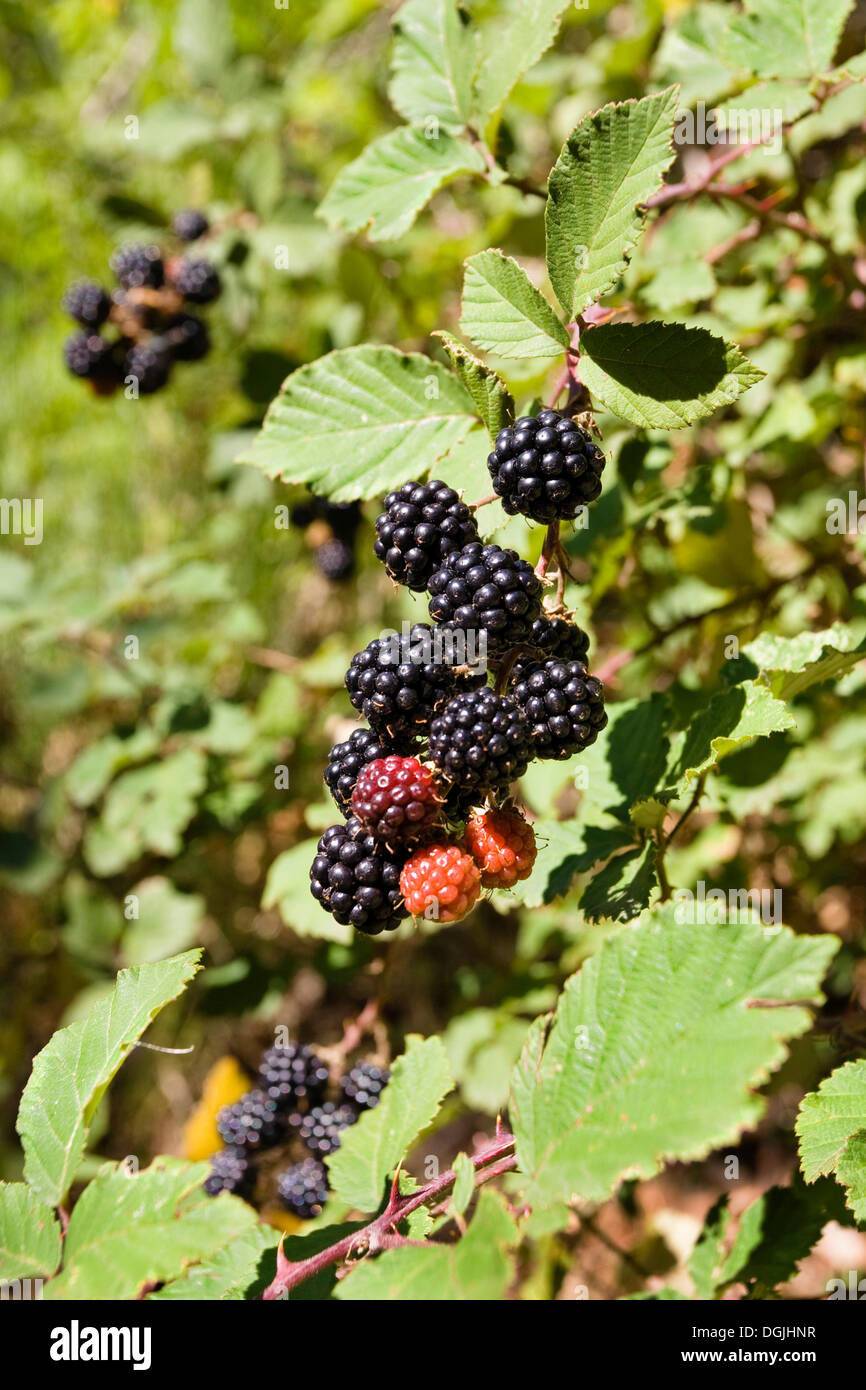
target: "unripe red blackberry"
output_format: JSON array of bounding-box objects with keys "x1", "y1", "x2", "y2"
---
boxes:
[
  {"x1": 488, "y1": 410, "x2": 605, "y2": 522},
  {"x1": 400, "y1": 843, "x2": 482, "y2": 923},
  {"x1": 340, "y1": 1061, "x2": 390, "y2": 1111},
  {"x1": 278, "y1": 1158, "x2": 329, "y2": 1219},
  {"x1": 258, "y1": 1043, "x2": 329, "y2": 1109},
  {"x1": 351, "y1": 755, "x2": 442, "y2": 841},
  {"x1": 465, "y1": 808, "x2": 537, "y2": 888},
  {"x1": 216, "y1": 1088, "x2": 282, "y2": 1151},
  {"x1": 345, "y1": 623, "x2": 461, "y2": 742},
  {"x1": 427, "y1": 541, "x2": 543, "y2": 654},
  {"x1": 309, "y1": 817, "x2": 408, "y2": 935},
  {"x1": 510, "y1": 658, "x2": 607, "y2": 758},
  {"x1": 289, "y1": 1102, "x2": 357, "y2": 1156},
  {"x1": 429, "y1": 688, "x2": 531, "y2": 794},
  {"x1": 374, "y1": 479, "x2": 478, "y2": 591}
]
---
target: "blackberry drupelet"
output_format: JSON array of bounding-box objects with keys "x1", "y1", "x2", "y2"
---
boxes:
[
  {"x1": 351, "y1": 755, "x2": 441, "y2": 841},
  {"x1": 345, "y1": 623, "x2": 460, "y2": 741},
  {"x1": 340, "y1": 1061, "x2": 390, "y2": 1111},
  {"x1": 324, "y1": 727, "x2": 393, "y2": 815},
  {"x1": 290, "y1": 1102, "x2": 356, "y2": 1156},
  {"x1": 374, "y1": 479, "x2": 479, "y2": 591},
  {"x1": 316, "y1": 537, "x2": 355, "y2": 582},
  {"x1": 111, "y1": 242, "x2": 165, "y2": 290},
  {"x1": 164, "y1": 313, "x2": 210, "y2": 361},
  {"x1": 487, "y1": 409, "x2": 606, "y2": 523},
  {"x1": 278, "y1": 1158, "x2": 329, "y2": 1219},
  {"x1": 258, "y1": 1043, "x2": 329, "y2": 1109},
  {"x1": 427, "y1": 541, "x2": 543, "y2": 653},
  {"x1": 172, "y1": 209, "x2": 210, "y2": 242},
  {"x1": 63, "y1": 280, "x2": 111, "y2": 328},
  {"x1": 309, "y1": 817, "x2": 408, "y2": 935},
  {"x1": 63, "y1": 332, "x2": 116, "y2": 380},
  {"x1": 509, "y1": 614, "x2": 591, "y2": 683},
  {"x1": 172, "y1": 258, "x2": 221, "y2": 304},
  {"x1": 124, "y1": 341, "x2": 172, "y2": 394},
  {"x1": 216, "y1": 1088, "x2": 282, "y2": 1151},
  {"x1": 429, "y1": 688, "x2": 531, "y2": 793},
  {"x1": 510, "y1": 658, "x2": 607, "y2": 759},
  {"x1": 204, "y1": 1147, "x2": 251, "y2": 1197}
]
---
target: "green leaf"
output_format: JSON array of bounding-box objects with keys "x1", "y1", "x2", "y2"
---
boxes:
[
  {"x1": 744, "y1": 624, "x2": 866, "y2": 700},
  {"x1": 671, "y1": 681, "x2": 795, "y2": 793},
  {"x1": 546, "y1": 89, "x2": 679, "y2": 317},
  {"x1": 796, "y1": 1059, "x2": 866, "y2": 1221},
  {"x1": 83, "y1": 748, "x2": 209, "y2": 876},
  {"x1": 389, "y1": 0, "x2": 478, "y2": 133},
  {"x1": 472, "y1": 0, "x2": 571, "y2": 124},
  {"x1": 317, "y1": 127, "x2": 485, "y2": 242},
  {"x1": 578, "y1": 693, "x2": 673, "y2": 820},
  {"x1": 519, "y1": 822, "x2": 636, "y2": 908},
  {"x1": 121, "y1": 878, "x2": 205, "y2": 967},
  {"x1": 639, "y1": 260, "x2": 717, "y2": 313},
  {"x1": 720, "y1": 1178, "x2": 848, "y2": 1289},
  {"x1": 263, "y1": 839, "x2": 353, "y2": 944},
  {"x1": 451, "y1": 1152, "x2": 475, "y2": 1216},
  {"x1": 44, "y1": 1158, "x2": 257, "y2": 1300},
  {"x1": 336, "y1": 1188, "x2": 516, "y2": 1300},
  {"x1": 723, "y1": 0, "x2": 854, "y2": 80},
  {"x1": 459, "y1": 250, "x2": 569, "y2": 358},
  {"x1": 327, "y1": 1036, "x2": 452, "y2": 1212},
  {"x1": 235, "y1": 346, "x2": 478, "y2": 501},
  {"x1": 688, "y1": 1195, "x2": 732, "y2": 1300},
  {"x1": 0, "y1": 1184, "x2": 62, "y2": 1282},
  {"x1": 17, "y1": 951, "x2": 202, "y2": 1207},
  {"x1": 511, "y1": 906, "x2": 837, "y2": 1209},
  {"x1": 652, "y1": 3, "x2": 742, "y2": 108},
  {"x1": 174, "y1": 0, "x2": 234, "y2": 83},
  {"x1": 579, "y1": 321, "x2": 765, "y2": 429},
  {"x1": 579, "y1": 842, "x2": 659, "y2": 923},
  {"x1": 149, "y1": 1222, "x2": 277, "y2": 1300},
  {"x1": 433, "y1": 331, "x2": 513, "y2": 437}
]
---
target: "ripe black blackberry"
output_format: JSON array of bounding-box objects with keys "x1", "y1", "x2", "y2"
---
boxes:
[
  {"x1": 172, "y1": 258, "x2": 221, "y2": 304},
  {"x1": 427, "y1": 542, "x2": 543, "y2": 654},
  {"x1": 509, "y1": 614, "x2": 591, "y2": 683},
  {"x1": 216, "y1": 1088, "x2": 282, "y2": 1151},
  {"x1": 324, "y1": 727, "x2": 394, "y2": 814},
  {"x1": 488, "y1": 410, "x2": 605, "y2": 523},
  {"x1": 204, "y1": 1147, "x2": 251, "y2": 1198},
  {"x1": 111, "y1": 242, "x2": 165, "y2": 290},
  {"x1": 63, "y1": 280, "x2": 111, "y2": 328},
  {"x1": 63, "y1": 332, "x2": 116, "y2": 381},
  {"x1": 374, "y1": 479, "x2": 479, "y2": 591},
  {"x1": 290, "y1": 1102, "x2": 357, "y2": 1156},
  {"x1": 258, "y1": 1043, "x2": 329, "y2": 1109},
  {"x1": 316, "y1": 537, "x2": 355, "y2": 582},
  {"x1": 510, "y1": 658, "x2": 607, "y2": 758},
  {"x1": 429, "y1": 688, "x2": 531, "y2": 793},
  {"x1": 309, "y1": 816, "x2": 408, "y2": 935},
  {"x1": 340, "y1": 1061, "x2": 390, "y2": 1111},
  {"x1": 345, "y1": 623, "x2": 460, "y2": 741},
  {"x1": 164, "y1": 313, "x2": 210, "y2": 361},
  {"x1": 172, "y1": 209, "x2": 210, "y2": 242},
  {"x1": 278, "y1": 1158, "x2": 329, "y2": 1219},
  {"x1": 124, "y1": 341, "x2": 172, "y2": 394}
]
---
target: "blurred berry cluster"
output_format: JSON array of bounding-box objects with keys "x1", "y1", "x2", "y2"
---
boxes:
[{"x1": 290, "y1": 495, "x2": 363, "y2": 583}]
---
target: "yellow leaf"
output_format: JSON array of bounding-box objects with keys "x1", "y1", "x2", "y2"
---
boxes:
[{"x1": 181, "y1": 1056, "x2": 251, "y2": 1160}]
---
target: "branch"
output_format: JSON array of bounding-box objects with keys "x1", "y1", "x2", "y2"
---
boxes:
[{"x1": 261, "y1": 1133, "x2": 517, "y2": 1299}]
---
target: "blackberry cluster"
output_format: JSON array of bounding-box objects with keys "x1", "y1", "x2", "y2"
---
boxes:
[
  {"x1": 488, "y1": 409, "x2": 606, "y2": 523},
  {"x1": 289, "y1": 495, "x2": 363, "y2": 584},
  {"x1": 510, "y1": 658, "x2": 607, "y2": 758},
  {"x1": 427, "y1": 542, "x2": 543, "y2": 655},
  {"x1": 202, "y1": 1041, "x2": 390, "y2": 1219},
  {"x1": 61, "y1": 212, "x2": 220, "y2": 397},
  {"x1": 310, "y1": 817, "x2": 407, "y2": 935},
  {"x1": 374, "y1": 480, "x2": 478, "y2": 591}
]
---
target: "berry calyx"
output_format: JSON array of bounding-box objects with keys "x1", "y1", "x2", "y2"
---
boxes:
[
  {"x1": 427, "y1": 541, "x2": 543, "y2": 654},
  {"x1": 258, "y1": 1043, "x2": 329, "y2": 1109},
  {"x1": 374, "y1": 479, "x2": 478, "y2": 591},
  {"x1": 510, "y1": 658, "x2": 607, "y2": 758},
  {"x1": 340, "y1": 1061, "x2": 390, "y2": 1111},
  {"x1": 399, "y1": 843, "x2": 482, "y2": 923},
  {"x1": 309, "y1": 817, "x2": 408, "y2": 935},
  {"x1": 277, "y1": 1158, "x2": 329, "y2": 1219},
  {"x1": 465, "y1": 808, "x2": 537, "y2": 888},
  {"x1": 488, "y1": 409, "x2": 606, "y2": 523},
  {"x1": 351, "y1": 755, "x2": 442, "y2": 841},
  {"x1": 429, "y1": 688, "x2": 531, "y2": 794}
]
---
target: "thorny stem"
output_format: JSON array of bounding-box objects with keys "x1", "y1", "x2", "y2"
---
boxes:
[{"x1": 261, "y1": 1133, "x2": 517, "y2": 1299}]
